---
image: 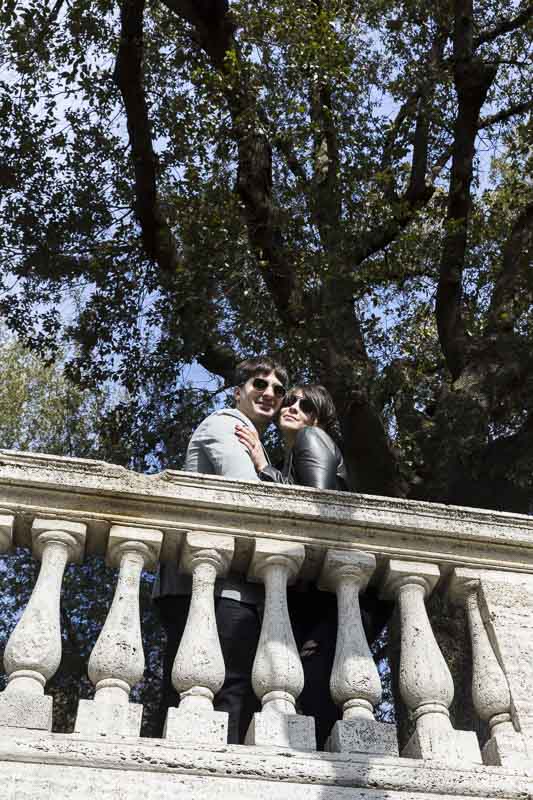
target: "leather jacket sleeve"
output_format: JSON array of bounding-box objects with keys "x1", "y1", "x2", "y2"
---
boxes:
[
  {"x1": 292, "y1": 427, "x2": 339, "y2": 490},
  {"x1": 258, "y1": 464, "x2": 293, "y2": 484}
]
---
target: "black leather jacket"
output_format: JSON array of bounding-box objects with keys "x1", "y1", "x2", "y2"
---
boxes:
[{"x1": 260, "y1": 426, "x2": 348, "y2": 491}]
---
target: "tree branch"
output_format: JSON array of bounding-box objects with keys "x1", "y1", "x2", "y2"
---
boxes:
[
  {"x1": 159, "y1": 0, "x2": 235, "y2": 67},
  {"x1": 114, "y1": 0, "x2": 182, "y2": 278},
  {"x1": 474, "y1": 4, "x2": 533, "y2": 49},
  {"x1": 435, "y1": 0, "x2": 497, "y2": 379},
  {"x1": 479, "y1": 98, "x2": 533, "y2": 129},
  {"x1": 197, "y1": 342, "x2": 238, "y2": 384},
  {"x1": 354, "y1": 27, "x2": 449, "y2": 267},
  {"x1": 486, "y1": 200, "x2": 533, "y2": 334},
  {"x1": 350, "y1": 145, "x2": 452, "y2": 267},
  {"x1": 380, "y1": 92, "x2": 420, "y2": 202},
  {"x1": 257, "y1": 104, "x2": 309, "y2": 189},
  {"x1": 162, "y1": 0, "x2": 301, "y2": 324}
]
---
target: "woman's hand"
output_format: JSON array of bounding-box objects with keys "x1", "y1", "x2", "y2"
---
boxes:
[{"x1": 235, "y1": 424, "x2": 268, "y2": 473}]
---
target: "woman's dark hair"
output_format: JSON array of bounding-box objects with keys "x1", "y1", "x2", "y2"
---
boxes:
[
  {"x1": 234, "y1": 357, "x2": 288, "y2": 389},
  {"x1": 292, "y1": 383, "x2": 340, "y2": 439}
]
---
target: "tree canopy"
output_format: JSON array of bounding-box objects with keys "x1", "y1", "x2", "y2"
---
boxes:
[{"x1": 1, "y1": 0, "x2": 532, "y2": 509}]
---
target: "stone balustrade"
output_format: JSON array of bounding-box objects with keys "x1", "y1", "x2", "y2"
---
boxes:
[{"x1": 1, "y1": 450, "x2": 533, "y2": 800}]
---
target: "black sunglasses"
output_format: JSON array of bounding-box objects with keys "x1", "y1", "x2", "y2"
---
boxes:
[
  {"x1": 252, "y1": 377, "x2": 286, "y2": 398},
  {"x1": 282, "y1": 393, "x2": 317, "y2": 415}
]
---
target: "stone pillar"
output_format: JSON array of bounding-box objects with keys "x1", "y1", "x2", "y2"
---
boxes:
[
  {"x1": 75, "y1": 525, "x2": 162, "y2": 737},
  {"x1": 0, "y1": 512, "x2": 14, "y2": 553},
  {"x1": 449, "y1": 568, "x2": 527, "y2": 766},
  {"x1": 0, "y1": 518, "x2": 86, "y2": 730},
  {"x1": 164, "y1": 531, "x2": 234, "y2": 746},
  {"x1": 382, "y1": 559, "x2": 481, "y2": 763},
  {"x1": 319, "y1": 549, "x2": 398, "y2": 755},
  {"x1": 245, "y1": 539, "x2": 315, "y2": 750}
]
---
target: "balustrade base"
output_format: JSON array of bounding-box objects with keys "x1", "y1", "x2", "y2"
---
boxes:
[
  {"x1": 1, "y1": 728, "x2": 533, "y2": 800},
  {"x1": 245, "y1": 711, "x2": 316, "y2": 750},
  {"x1": 75, "y1": 698, "x2": 143, "y2": 737},
  {"x1": 0, "y1": 692, "x2": 53, "y2": 731},
  {"x1": 164, "y1": 707, "x2": 228, "y2": 746},
  {"x1": 483, "y1": 730, "x2": 530, "y2": 767},
  {"x1": 325, "y1": 717, "x2": 399, "y2": 756},
  {"x1": 403, "y1": 725, "x2": 482, "y2": 764}
]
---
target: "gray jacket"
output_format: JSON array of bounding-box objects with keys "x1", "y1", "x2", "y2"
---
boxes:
[{"x1": 153, "y1": 408, "x2": 266, "y2": 604}]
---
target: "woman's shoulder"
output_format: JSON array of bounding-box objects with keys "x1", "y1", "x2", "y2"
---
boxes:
[{"x1": 295, "y1": 425, "x2": 336, "y2": 450}]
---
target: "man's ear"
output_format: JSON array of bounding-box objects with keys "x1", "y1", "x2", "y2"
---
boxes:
[{"x1": 234, "y1": 387, "x2": 241, "y2": 407}]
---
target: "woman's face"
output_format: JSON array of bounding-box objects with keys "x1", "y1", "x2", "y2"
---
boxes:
[{"x1": 278, "y1": 390, "x2": 318, "y2": 434}]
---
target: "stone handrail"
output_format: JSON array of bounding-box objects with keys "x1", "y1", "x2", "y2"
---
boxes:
[{"x1": 1, "y1": 450, "x2": 533, "y2": 769}]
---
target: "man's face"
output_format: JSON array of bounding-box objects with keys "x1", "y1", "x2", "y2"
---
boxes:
[{"x1": 234, "y1": 370, "x2": 285, "y2": 429}]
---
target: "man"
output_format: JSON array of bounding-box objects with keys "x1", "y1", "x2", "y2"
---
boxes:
[{"x1": 154, "y1": 356, "x2": 288, "y2": 743}]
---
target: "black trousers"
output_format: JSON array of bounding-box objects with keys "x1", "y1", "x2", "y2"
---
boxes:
[
  {"x1": 157, "y1": 589, "x2": 387, "y2": 749},
  {"x1": 289, "y1": 588, "x2": 340, "y2": 749},
  {"x1": 289, "y1": 586, "x2": 391, "y2": 749},
  {"x1": 156, "y1": 595, "x2": 262, "y2": 744}
]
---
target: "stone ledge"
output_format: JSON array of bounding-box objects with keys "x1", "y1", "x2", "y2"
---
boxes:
[
  {"x1": 0, "y1": 730, "x2": 532, "y2": 799},
  {"x1": 2, "y1": 449, "x2": 533, "y2": 574}
]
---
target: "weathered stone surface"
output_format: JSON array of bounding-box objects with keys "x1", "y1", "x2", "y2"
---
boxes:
[
  {"x1": 403, "y1": 726, "x2": 482, "y2": 765},
  {"x1": 106, "y1": 525, "x2": 163, "y2": 571},
  {"x1": 319, "y1": 549, "x2": 386, "y2": 745},
  {"x1": 382, "y1": 561, "x2": 481, "y2": 763},
  {"x1": 482, "y1": 728, "x2": 529, "y2": 767},
  {"x1": 1, "y1": 730, "x2": 533, "y2": 800},
  {"x1": 0, "y1": 693, "x2": 53, "y2": 731},
  {"x1": 0, "y1": 519, "x2": 87, "y2": 730},
  {"x1": 0, "y1": 511, "x2": 14, "y2": 552},
  {"x1": 2, "y1": 449, "x2": 533, "y2": 576},
  {"x1": 171, "y1": 532, "x2": 234, "y2": 718},
  {"x1": 245, "y1": 711, "x2": 315, "y2": 750},
  {"x1": 326, "y1": 718, "x2": 399, "y2": 756},
  {"x1": 469, "y1": 570, "x2": 533, "y2": 760},
  {"x1": 164, "y1": 707, "x2": 228, "y2": 746},
  {"x1": 75, "y1": 526, "x2": 162, "y2": 736},
  {"x1": 75, "y1": 699, "x2": 143, "y2": 737},
  {"x1": 2, "y1": 452, "x2": 533, "y2": 797}
]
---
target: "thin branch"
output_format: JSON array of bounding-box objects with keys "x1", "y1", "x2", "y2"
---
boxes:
[
  {"x1": 474, "y1": 5, "x2": 533, "y2": 49},
  {"x1": 33, "y1": 0, "x2": 67, "y2": 47},
  {"x1": 350, "y1": 144, "x2": 452, "y2": 268},
  {"x1": 380, "y1": 92, "x2": 420, "y2": 202},
  {"x1": 354, "y1": 24, "x2": 450, "y2": 266},
  {"x1": 479, "y1": 98, "x2": 533, "y2": 128}
]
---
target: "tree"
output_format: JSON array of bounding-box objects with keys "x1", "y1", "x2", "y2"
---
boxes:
[{"x1": 1, "y1": 0, "x2": 531, "y2": 506}]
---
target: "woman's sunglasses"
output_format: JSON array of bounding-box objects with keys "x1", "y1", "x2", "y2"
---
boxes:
[
  {"x1": 251, "y1": 377, "x2": 286, "y2": 398},
  {"x1": 282, "y1": 394, "x2": 317, "y2": 415}
]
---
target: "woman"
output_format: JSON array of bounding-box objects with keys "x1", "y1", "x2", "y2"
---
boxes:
[
  {"x1": 235, "y1": 384, "x2": 347, "y2": 748},
  {"x1": 235, "y1": 383, "x2": 348, "y2": 490}
]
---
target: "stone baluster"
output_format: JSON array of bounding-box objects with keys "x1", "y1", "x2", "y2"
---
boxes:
[
  {"x1": 319, "y1": 549, "x2": 398, "y2": 755},
  {"x1": 382, "y1": 559, "x2": 481, "y2": 763},
  {"x1": 0, "y1": 518, "x2": 86, "y2": 731},
  {"x1": 0, "y1": 512, "x2": 14, "y2": 553},
  {"x1": 164, "y1": 531, "x2": 234, "y2": 746},
  {"x1": 75, "y1": 525, "x2": 162, "y2": 737},
  {"x1": 449, "y1": 568, "x2": 527, "y2": 765},
  {"x1": 245, "y1": 539, "x2": 315, "y2": 750}
]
